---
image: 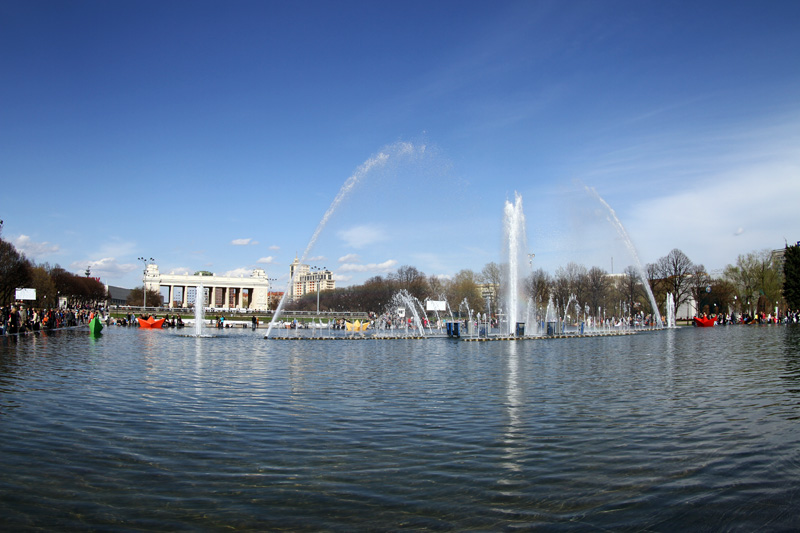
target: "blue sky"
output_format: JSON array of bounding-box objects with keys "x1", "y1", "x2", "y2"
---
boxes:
[{"x1": 2, "y1": 0, "x2": 799, "y2": 289}]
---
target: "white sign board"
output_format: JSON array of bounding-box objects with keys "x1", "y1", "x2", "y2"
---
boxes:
[
  {"x1": 15, "y1": 288, "x2": 36, "y2": 300},
  {"x1": 397, "y1": 308, "x2": 405, "y2": 318},
  {"x1": 426, "y1": 300, "x2": 447, "y2": 312}
]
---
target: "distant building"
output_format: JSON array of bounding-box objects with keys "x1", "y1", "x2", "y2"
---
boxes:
[
  {"x1": 289, "y1": 256, "x2": 335, "y2": 300},
  {"x1": 142, "y1": 264, "x2": 273, "y2": 310},
  {"x1": 105, "y1": 285, "x2": 131, "y2": 306}
]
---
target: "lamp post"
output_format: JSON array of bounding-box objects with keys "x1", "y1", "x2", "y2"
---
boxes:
[
  {"x1": 310, "y1": 266, "x2": 327, "y2": 315},
  {"x1": 266, "y1": 277, "x2": 277, "y2": 312},
  {"x1": 138, "y1": 257, "x2": 154, "y2": 310}
]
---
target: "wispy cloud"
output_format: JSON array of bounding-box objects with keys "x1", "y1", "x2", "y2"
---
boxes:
[
  {"x1": 13, "y1": 235, "x2": 60, "y2": 258},
  {"x1": 269, "y1": 245, "x2": 280, "y2": 250},
  {"x1": 222, "y1": 267, "x2": 252, "y2": 277},
  {"x1": 338, "y1": 253, "x2": 360, "y2": 263},
  {"x1": 70, "y1": 257, "x2": 139, "y2": 280},
  {"x1": 337, "y1": 225, "x2": 387, "y2": 248},
  {"x1": 257, "y1": 256, "x2": 277, "y2": 264},
  {"x1": 339, "y1": 259, "x2": 397, "y2": 273},
  {"x1": 626, "y1": 161, "x2": 800, "y2": 269},
  {"x1": 231, "y1": 238, "x2": 258, "y2": 246}
]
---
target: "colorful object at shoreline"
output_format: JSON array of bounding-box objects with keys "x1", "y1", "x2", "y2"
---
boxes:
[
  {"x1": 89, "y1": 316, "x2": 103, "y2": 336},
  {"x1": 693, "y1": 316, "x2": 716, "y2": 327},
  {"x1": 138, "y1": 316, "x2": 166, "y2": 329}
]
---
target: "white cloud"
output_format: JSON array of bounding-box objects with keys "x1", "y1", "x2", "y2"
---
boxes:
[
  {"x1": 626, "y1": 162, "x2": 800, "y2": 270},
  {"x1": 13, "y1": 235, "x2": 60, "y2": 258},
  {"x1": 334, "y1": 273, "x2": 353, "y2": 282},
  {"x1": 231, "y1": 238, "x2": 258, "y2": 246},
  {"x1": 70, "y1": 257, "x2": 139, "y2": 280},
  {"x1": 269, "y1": 245, "x2": 280, "y2": 250},
  {"x1": 307, "y1": 255, "x2": 326, "y2": 262},
  {"x1": 169, "y1": 267, "x2": 193, "y2": 275},
  {"x1": 338, "y1": 253, "x2": 360, "y2": 263},
  {"x1": 222, "y1": 267, "x2": 252, "y2": 277},
  {"x1": 339, "y1": 259, "x2": 398, "y2": 273},
  {"x1": 257, "y1": 256, "x2": 276, "y2": 264},
  {"x1": 337, "y1": 225, "x2": 387, "y2": 248}
]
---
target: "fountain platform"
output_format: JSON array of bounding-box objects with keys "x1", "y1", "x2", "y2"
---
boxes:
[{"x1": 266, "y1": 330, "x2": 644, "y2": 341}]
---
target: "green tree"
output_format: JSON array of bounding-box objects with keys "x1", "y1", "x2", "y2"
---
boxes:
[
  {"x1": 31, "y1": 264, "x2": 57, "y2": 308},
  {"x1": 0, "y1": 237, "x2": 33, "y2": 305},
  {"x1": 783, "y1": 243, "x2": 800, "y2": 310},
  {"x1": 126, "y1": 286, "x2": 164, "y2": 307},
  {"x1": 446, "y1": 269, "x2": 483, "y2": 315},
  {"x1": 724, "y1": 249, "x2": 783, "y2": 314}
]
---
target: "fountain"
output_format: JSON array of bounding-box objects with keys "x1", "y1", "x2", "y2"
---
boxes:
[
  {"x1": 585, "y1": 186, "x2": 663, "y2": 328},
  {"x1": 194, "y1": 284, "x2": 205, "y2": 337},
  {"x1": 503, "y1": 192, "x2": 528, "y2": 336},
  {"x1": 392, "y1": 290, "x2": 426, "y2": 337},
  {"x1": 666, "y1": 292, "x2": 676, "y2": 328}
]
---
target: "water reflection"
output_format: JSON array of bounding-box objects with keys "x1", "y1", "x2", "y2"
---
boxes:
[
  {"x1": 0, "y1": 326, "x2": 799, "y2": 530},
  {"x1": 501, "y1": 341, "x2": 523, "y2": 474}
]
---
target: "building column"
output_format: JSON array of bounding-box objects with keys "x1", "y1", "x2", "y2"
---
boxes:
[
  {"x1": 182, "y1": 286, "x2": 188, "y2": 308},
  {"x1": 237, "y1": 287, "x2": 244, "y2": 309},
  {"x1": 168, "y1": 285, "x2": 174, "y2": 308},
  {"x1": 210, "y1": 287, "x2": 216, "y2": 308}
]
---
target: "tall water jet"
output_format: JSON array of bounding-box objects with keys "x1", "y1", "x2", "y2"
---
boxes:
[
  {"x1": 194, "y1": 284, "x2": 205, "y2": 337},
  {"x1": 266, "y1": 142, "x2": 424, "y2": 338},
  {"x1": 503, "y1": 192, "x2": 528, "y2": 335},
  {"x1": 666, "y1": 292, "x2": 676, "y2": 328},
  {"x1": 585, "y1": 186, "x2": 663, "y2": 328}
]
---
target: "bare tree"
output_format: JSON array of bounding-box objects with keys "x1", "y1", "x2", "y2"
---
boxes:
[
  {"x1": 618, "y1": 265, "x2": 642, "y2": 316},
  {"x1": 481, "y1": 262, "x2": 503, "y2": 314},
  {"x1": 391, "y1": 265, "x2": 428, "y2": 300},
  {"x1": 553, "y1": 262, "x2": 587, "y2": 313},
  {"x1": 654, "y1": 249, "x2": 695, "y2": 313},
  {"x1": 585, "y1": 266, "x2": 609, "y2": 315},
  {"x1": 526, "y1": 268, "x2": 551, "y2": 307}
]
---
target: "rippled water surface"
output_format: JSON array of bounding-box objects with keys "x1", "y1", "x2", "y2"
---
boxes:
[{"x1": 1, "y1": 326, "x2": 799, "y2": 530}]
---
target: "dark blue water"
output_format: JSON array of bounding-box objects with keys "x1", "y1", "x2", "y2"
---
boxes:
[{"x1": 1, "y1": 325, "x2": 799, "y2": 530}]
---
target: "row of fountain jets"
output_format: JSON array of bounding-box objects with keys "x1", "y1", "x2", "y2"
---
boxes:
[{"x1": 190, "y1": 143, "x2": 676, "y2": 338}]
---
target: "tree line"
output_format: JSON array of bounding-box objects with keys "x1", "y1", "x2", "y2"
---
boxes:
[
  {"x1": 0, "y1": 221, "x2": 107, "y2": 308},
  {"x1": 288, "y1": 246, "x2": 798, "y2": 319},
  {"x1": 2, "y1": 220, "x2": 798, "y2": 315}
]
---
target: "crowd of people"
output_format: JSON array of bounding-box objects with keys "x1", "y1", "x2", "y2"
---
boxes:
[
  {"x1": 0, "y1": 304, "x2": 99, "y2": 335},
  {"x1": 699, "y1": 311, "x2": 800, "y2": 325}
]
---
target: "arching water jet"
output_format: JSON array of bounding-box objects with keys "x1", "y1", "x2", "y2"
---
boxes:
[
  {"x1": 585, "y1": 186, "x2": 663, "y2": 328},
  {"x1": 266, "y1": 142, "x2": 425, "y2": 338}
]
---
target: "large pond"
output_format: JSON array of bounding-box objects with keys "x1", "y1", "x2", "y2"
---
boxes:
[{"x1": 1, "y1": 325, "x2": 799, "y2": 530}]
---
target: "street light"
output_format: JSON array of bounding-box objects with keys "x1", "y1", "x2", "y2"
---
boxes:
[
  {"x1": 138, "y1": 256, "x2": 154, "y2": 310},
  {"x1": 266, "y1": 277, "x2": 277, "y2": 312},
  {"x1": 311, "y1": 266, "x2": 327, "y2": 314}
]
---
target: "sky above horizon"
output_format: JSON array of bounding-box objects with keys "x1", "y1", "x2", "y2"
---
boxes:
[{"x1": 2, "y1": 0, "x2": 800, "y2": 290}]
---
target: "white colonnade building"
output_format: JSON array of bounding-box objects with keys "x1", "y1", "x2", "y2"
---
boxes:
[{"x1": 143, "y1": 264, "x2": 272, "y2": 311}]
